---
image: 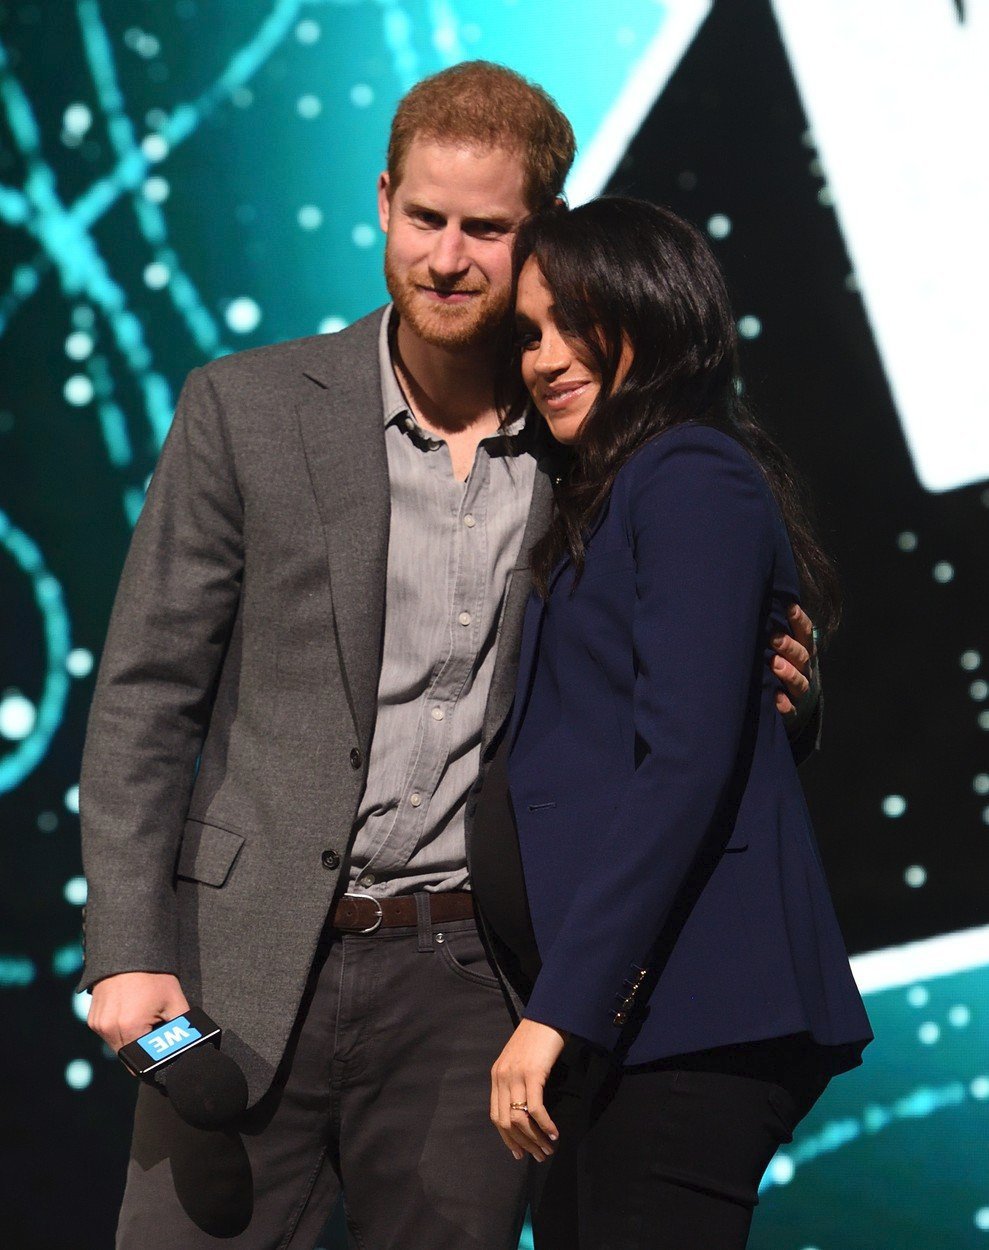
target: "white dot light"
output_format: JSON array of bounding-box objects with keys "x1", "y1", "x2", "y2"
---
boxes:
[
  {"x1": 64, "y1": 876, "x2": 88, "y2": 905},
  {"x1": 65, "y1": 331, "x2": 93, "y2": 361},
  {"x1": 143, "y1": 261, "x2": 170, "y2": 290},
  {"x1": 949, "y1": 1004, "x2": 971, "y2": 1028},
  {"x1": 767, "y1": 1154, "x2": 794, "y2": 1185},
  {"x1": 65, "y1": 1059, "x2": 93, "y2": 1090},
  {"x1": 0, "y1": 693, "x2": 36, "y2": 741},
  {"x1": 65, "y1": 785, "x2": 80, "y2": 815},
  {"x1": 63, "y1": 103, "x2": 93, "y2": 137},
  {"x1": 296, "y1": 18, "x2": 321, "y2": 43},
  {"x1": 904, "y1": 864, "x2": 927, "y2": 888},
  {"x1": 983, "y1": 806, "x2": 989, "y2": 827},
  {"x1": 918, "y1": 1021, "x2": 940, "y2": 1045},
  {"x1": 350, "y1": 83, "x2": 374, "y2": 108},
  {"x1": 141, "y1": 132, "x2": 168, "y2": 163},
  {"x1": 297, "y1": 205, "x2": 323, "y2": 231},
  {"x1": 907, "y1": 985, "x2": 929, "y2": 1008},
  {"x1": 976, "y1": 1208, "x2": 989, "y2": 1232},
  {"x1": 66, "y1": 648, "x2": 94, "y2": 678},
  {"x1": 897, "y1": 531, "x2": 918, "y2": 551},
  {"x1": 933, "y1": 561, "x2": 954, "y2": 583},
  {"x1": 974, "y1": 775, "x2": 989, "y2": 795},
  {"x1": 225, "y1": 297, "x2": 262, "y2": 335},
  {"x1": 970, "y1": 681, "x2": 988, "y2": 701},
  {"x1": 818, "y1": 186, "x2": 836, "y2": 207},
  {"x1": 73, "y1": 990, "x2": 92, "y2": 1023},
  {"x1": 231, "y1": 86, "x2": 253, "y2": 109},
  {"x1": 64, "y1": 375, "x2": 94, "y2": 407},
  {"x1": 738, "y1": 315, "x2": 762, "y2": 339},
  {"x1": 980, "y1": 710, "x2": 989, "y2": 731},
  {"x1": 319, "y1": 316, "x2": 348, "y2": 335},
  {"x1": 707, "y1": 214, "x2": 732, "y2": 240},
  {"x1": 136, "y1": 33, "x2": 160, "y2": 59},
  {"x1": 883, "y1": 794, "x2": 907, "y2": 818},
  {"x1": 351, "y1": 224, "x2": 376, "y2": 249},
  {"x1": 962, "y1": 650, "x2": 982, "y2": 671},
  {"x1": 37, "y1": 811, "x2": 58, "y2": 833},
  {"x1": 971, "y1": 1076, "x2": 989, "y2": 1099},
  {"x1": 143, "y1": 176, "x2": 170, "y2": 204},
  {"x1": 297, "y1": 94, "x2": 322, "y2": 120}
]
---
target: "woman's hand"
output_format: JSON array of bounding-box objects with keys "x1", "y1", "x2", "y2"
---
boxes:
[{"x1": 490, "y1": 1018, "x2": 566, "y2": 1162}]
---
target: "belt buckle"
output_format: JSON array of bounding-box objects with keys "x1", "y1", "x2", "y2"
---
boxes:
[{"x1": 342, "y1": 891, "x2": 383, "y2": 935}]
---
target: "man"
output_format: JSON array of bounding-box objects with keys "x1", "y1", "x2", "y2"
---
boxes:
[{"x1": 80, "y1": 61, "x2": 818, "y2": 1249}]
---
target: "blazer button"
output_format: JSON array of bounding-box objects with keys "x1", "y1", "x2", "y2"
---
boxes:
[
  {"x1": 321, "y1": 849, "x2": 340, "y2": 870},
  {"x1": 350, "y1": 747, "x2": 362, "y2": 770}
]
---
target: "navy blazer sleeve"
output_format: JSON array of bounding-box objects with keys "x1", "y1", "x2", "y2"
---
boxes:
[{"x1": 523, "y1": 427, "x2": 779, "y2": 1047}]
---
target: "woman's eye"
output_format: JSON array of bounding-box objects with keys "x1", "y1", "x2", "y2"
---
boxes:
[{"x1": 515, "y1": 331, "x2": 539, "y2": 350}]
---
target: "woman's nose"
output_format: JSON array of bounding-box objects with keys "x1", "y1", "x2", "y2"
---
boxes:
[{"x1": 533, "y1": 332, "x2": 570, "y2": 375}]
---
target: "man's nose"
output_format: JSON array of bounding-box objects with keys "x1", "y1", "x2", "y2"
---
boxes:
[{"x1": 428, "y1": 226, "x2": 470, "y2": 278}]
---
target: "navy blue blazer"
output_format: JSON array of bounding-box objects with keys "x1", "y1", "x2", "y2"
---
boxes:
[{"x1": 507, "y1": 424, "x2": 871, "y2": 1063}]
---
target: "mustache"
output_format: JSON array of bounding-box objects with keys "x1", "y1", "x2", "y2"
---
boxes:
[{"x1": 408, "y1": 274, "x2": 488, "y2": 296}]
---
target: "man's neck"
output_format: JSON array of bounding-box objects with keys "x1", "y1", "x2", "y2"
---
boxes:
[{"x1": 393, "y1": 317, "x2": 501, "y2": 437}]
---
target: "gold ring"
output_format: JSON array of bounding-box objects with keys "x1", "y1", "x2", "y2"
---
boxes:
[{"x1": 509, "y1": 1102, "x2": 529, "y2": 1112}]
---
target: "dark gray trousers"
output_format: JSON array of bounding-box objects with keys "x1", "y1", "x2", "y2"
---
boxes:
[{"x1": 116, "y1": 910, "x2": 529, "y2": 1250}]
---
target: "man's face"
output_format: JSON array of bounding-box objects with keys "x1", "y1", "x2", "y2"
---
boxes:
[{"x1": 378, "y1": 139, "x2": 530, "y2": 352}]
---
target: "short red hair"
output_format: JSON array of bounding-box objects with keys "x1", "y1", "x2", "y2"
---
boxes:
[{"x1": 387, "y1": 61, "x2": 576, "y2": 210}]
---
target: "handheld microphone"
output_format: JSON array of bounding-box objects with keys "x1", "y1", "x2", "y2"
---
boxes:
[{"x1": 117, "y1": 1007, "x2": 249, "y2": 1129}]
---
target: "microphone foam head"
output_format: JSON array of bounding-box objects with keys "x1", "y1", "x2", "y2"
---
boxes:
[{"x1": 160, "y1": 1044, "x2": 248, "y2": 1130}]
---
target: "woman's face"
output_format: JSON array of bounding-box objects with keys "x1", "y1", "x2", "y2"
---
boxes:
[{"x1": 514, "y1": 257, "x2": 612, "y2": 445}]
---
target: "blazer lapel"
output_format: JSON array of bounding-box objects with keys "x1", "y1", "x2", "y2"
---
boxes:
[{"x1": 296, "y1": 319, "x2": 390, "y2": 750}]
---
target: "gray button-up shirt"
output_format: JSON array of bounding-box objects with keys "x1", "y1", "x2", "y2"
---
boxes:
[{"x1": 347, "y1": 308, "x2": 537, "y2": 896}]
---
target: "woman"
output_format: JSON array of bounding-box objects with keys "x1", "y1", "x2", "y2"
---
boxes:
[{"x1": 481, "y1": 199, "x2": 872, "y2": 1248}]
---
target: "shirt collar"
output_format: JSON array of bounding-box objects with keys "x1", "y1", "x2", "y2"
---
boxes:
[{"x1": 377, "y1": 304, "x2": 531, "y2": 446}]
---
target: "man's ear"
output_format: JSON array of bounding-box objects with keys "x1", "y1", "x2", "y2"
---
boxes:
[{"x1": 377, "y1": 172, "x2": 392, "y2": 232}]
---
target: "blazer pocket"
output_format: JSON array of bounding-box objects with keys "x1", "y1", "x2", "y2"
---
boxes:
[{"x1": 176, "y1": 819, "x2": 246, "y2": 887}]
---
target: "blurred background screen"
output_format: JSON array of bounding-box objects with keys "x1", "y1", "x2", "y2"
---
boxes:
[{"x1": 1, "y1": 1, "x2": 987, "y2": 1246}]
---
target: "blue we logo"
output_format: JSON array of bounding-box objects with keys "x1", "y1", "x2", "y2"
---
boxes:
[{"x1": 137, "y1": 1016, "x2": 203, "y2": 1060}]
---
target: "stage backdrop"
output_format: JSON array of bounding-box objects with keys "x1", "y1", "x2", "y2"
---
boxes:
[{"x1": 2, "y1": 2, "x2": 988, "y2": 1247}]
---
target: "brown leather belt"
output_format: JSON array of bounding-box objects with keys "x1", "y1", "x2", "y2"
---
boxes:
[{"x1": 329, "y1": 890, "x2": 475, "y2": 934}]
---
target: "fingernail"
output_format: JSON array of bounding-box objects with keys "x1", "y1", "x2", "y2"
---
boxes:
[
  {"x1": 513, "y1": 1151, "x2": 523, "y2": 1161},
  {"x1": 771, "y1": 635, "x2": 783, "y2": 646},
  {"x1": 549, "y1": 1133, "x2": 559, "y2": 1141},
  {"x1": 773, "y1": 657, "x2": 785, "y2": 671}
]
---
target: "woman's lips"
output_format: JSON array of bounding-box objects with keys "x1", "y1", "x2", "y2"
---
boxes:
[{"x1": 541, "y1": 382, "x2": 592, "y2": 411}]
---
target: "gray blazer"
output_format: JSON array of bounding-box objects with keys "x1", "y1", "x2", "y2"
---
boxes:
[{"x1": 79, "y1": 308, "x2": 554, "y2": 1105}]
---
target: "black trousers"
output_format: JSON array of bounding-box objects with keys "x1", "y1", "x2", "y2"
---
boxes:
[
  {"x1": 530, "y1": 1036, "x2": 833, "y2": 1250},
  {"x1": 115, "y1": 910, "x2": 528, "y2": 1250}
]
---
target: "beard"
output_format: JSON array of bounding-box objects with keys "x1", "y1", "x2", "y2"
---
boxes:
[{"x1": 384, "y1": 247, "x2": 512, "y2": 352}]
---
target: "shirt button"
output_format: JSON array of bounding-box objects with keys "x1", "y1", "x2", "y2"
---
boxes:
[
  {"x1": 409, "y1": 792, "x2": 422, "y2": 807},
  {"x1": 358, "y1": 872, "x2": 375, "y2": 888},
  {"x1": 458, "y1": 611, "x2": 471, "y2": 627},
  {"x1": 350, "y1": 747, "x2": 362, "y2": 770},
  {"x1": 431, "y1": 707, "x2": 445, "y2": 721},
  {"x1": 464, "y1": 514, "x2": 476, "y2": 528},
  {"x1": 321, "y1": 849, "x2": 340, "y2": 870}
]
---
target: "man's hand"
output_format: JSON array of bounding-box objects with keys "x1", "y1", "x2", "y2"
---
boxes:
[
  {"x1": 771, "y1": 603, "x2": 816, "y2": 716},
  {"x1": 87, "y1": 971, "x2": 191, "y2": 1057},
  {"x1": 490, "y1": 1018, "x2": 566, "y2": 1163}
]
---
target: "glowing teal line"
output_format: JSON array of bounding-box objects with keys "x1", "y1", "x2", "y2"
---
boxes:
[
  {"x1": 759, "y1": 1078, "x2": 979, "y2": 1194},
  {"x1": 0, "y1": 38, "x2": 174, "y2": 449},
  {"x1": 75, "y1": 0, "x2": 226, "y2": 358},
  {"x1": 0, "y1": 512, "x2": 72, "y2": 794}
]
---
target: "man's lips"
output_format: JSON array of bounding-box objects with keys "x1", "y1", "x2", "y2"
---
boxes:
[
  {"x1": 541, "y1": 381, "x2": 593, "y2": 411},
  {"x1": 417, "y1": 286, "x2": 481, "y2": 304}
]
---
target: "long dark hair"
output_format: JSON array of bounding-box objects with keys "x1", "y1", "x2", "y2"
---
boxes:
[{"x1": 513, "y1": 198, "x2": 840, "y2": 642}]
